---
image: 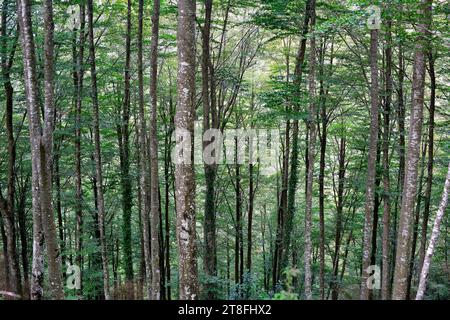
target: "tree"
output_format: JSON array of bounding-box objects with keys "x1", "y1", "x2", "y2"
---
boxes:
[
  {"x1": 149, "y1": 0, "x2": 162, "y2": 300},
  {"x1": 87, "y1": 0, "x2": 110, "y2": 300},
  {"x1": 17, "y1": 0, "x2": 64, "y2": 300},
  {"x1": 415, "y1": 161, "x2": 450, "y2": 300},
  {"x1": 0, "y1": 0, "x2": 21, "y2": 298},
  {"x1": 392, "y1": 0, "x2": 433, "y2": 300},
  {"x1": 174, "y1": 0, "x2": 199, "y2": 300},
  {"x1": 360, "y1": 7, "x2": 380, "y2": 301},
  {"x1": 304, "y1": 0, "x2": 316, "y2": 300},
  {"x1": 117, "y1": 0, "x2": 134, "y2": 293}
]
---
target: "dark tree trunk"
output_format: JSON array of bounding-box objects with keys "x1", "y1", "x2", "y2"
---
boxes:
[
  {"x1": 74, "y1": 1, "x2": 86, "y2": 297},
  {"x1": 304, "y1": 0, "x2": 316, "y2": 300},
  {"x1": 118, "y1": 0, "x2": 134, "y2": 293},
  {"x1": 381, "y1": 17, "x2": 392, "y2": 300},
  {"x1": 282, "y1": 0, "x2": 311, "y2": 276},
  {"x1": 201, "y1": 0, "x2": 218, "y2": 300},
  {"x1": 0, "y1": 0, "x2": 21, "y2": 297},
  {"x1": 87, "y1": 0, "x2": 110, "y2": 300},
  {"x1": 418, "y1": 50, "x2": 436, "y2": 276}
]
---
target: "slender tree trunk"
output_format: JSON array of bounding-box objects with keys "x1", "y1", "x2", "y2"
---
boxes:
[
  {"x1": 392, "y1": 0, "x2": 432, "y2": 300},
  {"x1": 282, "y1": 0, "x2": 311, "y2": 275},
  {"x1": 136, "y1": 0, "x2": 152, "y2": 300},
  {"x1": 391, "y1": 35, "x2": 406, "y2": 291},
  {"x1": 381, "y1": 17, "x2": 392, "y2": 300},
  {"x1": 331, "y1": 136, "x2": 346, "y2": 300},
  {"x1": 74, "y1": 1, "x2": 86, "y2": 297},
  {"x1": 149, "y1": 0, "x2": 162, "y2": 300},
  {"x1": 17, "y1": 177, "x2": 30, "y2": 299},
  {"x1": 175, "y1": 0, "x2": 199, "y2": 300},
  {"x1": 317, "y1": 38, "x2": 328, "y2": 300},
  {"x1": 418, "y1": 51, "x2": 436, "y2": 275},
  {"x1": 415, "y1": 162, "x2": 450, "y2": 300},
  {"x1": 87, "y1": 0, "x2": 110, "y2": 300},
  {"x1": 201, "y1": 0, "x2": 218, "y2": 300},
  {"x1": 118, "y1": 0, "x2": 134, "y2": 294},
  {"x1": 0, "y1": 0, "x2": 21, "y2": 297},
  {"x1": 360, "y1": 25, "x2": 380, "y2": 300},
  {"x1": 304, "y1": 0, "x2": 316, "y2": 300}
]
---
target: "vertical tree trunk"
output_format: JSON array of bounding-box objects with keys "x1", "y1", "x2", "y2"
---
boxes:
[
  {"x1": 0, "y1": 0, "x2": 21, "y2": 297},
  {"x1": 304, "y1": 0, "x2": 316, "y2": 300},
  {"x1": 381, "y1": 17, "x2": 392, "y2": 300},
  {"x1": 18, "y1": 0, "x2": 64, "y2": 299},
  {"x1": 87, "y1": 0, "x2": 110, "y2": 300},
  {"x1": 391, "y1": 33, "x2": 406, "y2": 290},
  {"x1": 392, "y1": 0, "x2": 432, "y2": 300},
  {"x1": 137, "y1": 0, "x2": 152, "y2": 300},
  {"x1": 41, "y1": 0, "x2": 64, "y2": 299},
  {"x1": 406, "y1": 142, "x2": 427, "y2": 298},
  {"x1": 201, "y1": 0, "x2": 218, "y2": 300},
  {"x1": 175, "y1": 0, "x2": 199, "y2": 300},
  {"x1": 149, "y1": 0, "x2": 162, "y2": 300},
  {"x1": 418, "y1": 51, "x2": 436, "y2": 275},
  {"x1": 282, "y1": 0, "x2": 311, "y2": 275},
  {"x1": 360, "y1": 25, "x2": 380, "y2": 300},
  {"x1": 415, "y1": 162, "x2": 450, "y2": 300},
  {"x1": 74, "y1": 1, "x2": 86, "y2": 297},
  {"x1": 18, "y1": 0, "x2": 45, "y2": 300},
  {"x1": 331, "y1": 136, "x2": 346, "y2": 300},
  {"x1": 118, "y1": 0, "x2": 134, "y2": 294},
  {"x1": 317, "y1": 38, "x2": 328, "y2": 301},
  {"x1": 17, "y1": 177, "x2": 30, "y2": 299}
]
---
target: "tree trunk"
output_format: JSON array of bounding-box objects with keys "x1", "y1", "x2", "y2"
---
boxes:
[
  {"x1": 282, "y1": 0, "x2": 311, "y2": 275},
  {"x1": 74, "y1": 1, "x2": 86, "y2": 297},
  {"x1": 175, "y1": 0, "x2": 199, "y2": 300},
  {"x1": 392, "y1": 0, "x2": 432, "y2": 300},
  {"x1": 415, "y1": 162, "x2": 450, "y2": 300},
  {"x1": 118, "y1": 0, "x2": 134, "y2": 293},
  {"x1": 331, "y1": 136, "x2": 346, "y2": 300},
  {"x1": 18, "y1": 0, "x2": 64, "y2": 299},
  {"x1": 201, "y1": 0, "x2": 218, "y2": 300},
  {"x1": 87, "y1": 0, "x2": 110, "y2": 300},
  {"x1": 136, "y1": 0, "x2": 152, "y2": 300},
  {"x1": 360, "y1": 26, "x2": 379, "y2": 300},
  {"x1": 149, "y1": 0, "x2": 162, "y2": 300},
  {"x1": 304, "y1": 0, "x2": 316, "y2": 300},
  {"x1": 418, "y1": 51, "x2": 436, "y2": 276},
  {"x1": 0, "y1": 0, "x2": 21, "y2": 297},
  {"x1": 381, "y1": 17, "x2": 392, "y2": 300}
]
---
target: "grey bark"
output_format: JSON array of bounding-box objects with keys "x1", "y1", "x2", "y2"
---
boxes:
[
  {"x1": 392, "y1": 0, "x2": 432, "y2": 300},
  {"x1": 17, "y1": 0, "x2": 64, "y2": 299},
  {"x1": 415, "y1": 161, "x2": 450, "y2": 300},
  {"x1": 149, "y1": 0, "x2": 162, "y2": 300},
  {"x1": 175, "y1": 0, "x2": 199, "y2": 300},
  {"x1": 360, "y1": 27, "x2": 379, "y2": 300}
]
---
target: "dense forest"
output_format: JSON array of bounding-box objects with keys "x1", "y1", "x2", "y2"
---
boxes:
[{"x1": 0, "y1": 0, "x2": 448, "y2": 301}]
